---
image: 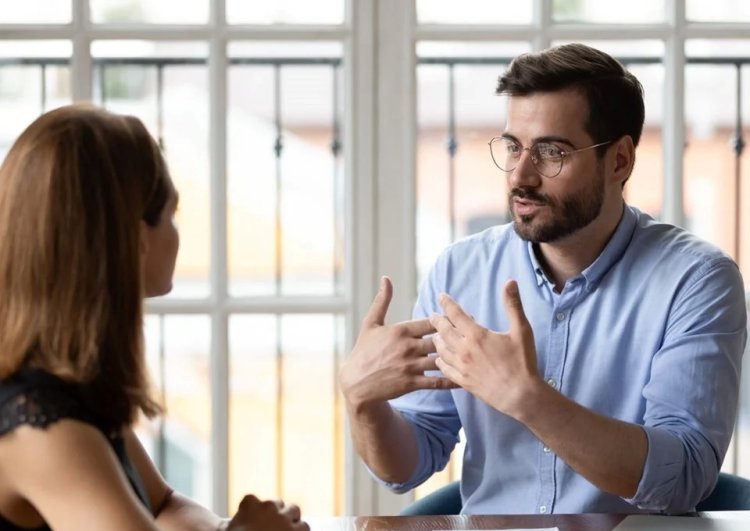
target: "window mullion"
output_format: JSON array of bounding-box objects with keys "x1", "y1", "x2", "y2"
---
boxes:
[
  {"x1": 71, "y1": 0, "x2": 91, "y2": 101},
  {"x1": 533, "y1": 0, "x2": 552, "y2": 50},
  {"x1": 662, "y1": 0, "x2": 686, "y2": 227},
  {"x1": 209, "y1": 0, "x2": 229, "y2": 515}
]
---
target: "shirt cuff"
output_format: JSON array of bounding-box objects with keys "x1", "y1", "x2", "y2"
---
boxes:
[{"x1": 622, "y1": 425, "x2": 684, "y2": 511}]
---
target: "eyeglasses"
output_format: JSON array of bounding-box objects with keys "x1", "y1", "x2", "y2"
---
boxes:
[{"x1": 488, "y1": 137, "x2": 612, "y2": 178}]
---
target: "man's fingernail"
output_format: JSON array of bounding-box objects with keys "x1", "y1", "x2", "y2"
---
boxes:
[{"x1": 507, "y1": 281, "x2": 518, "y2": 296}]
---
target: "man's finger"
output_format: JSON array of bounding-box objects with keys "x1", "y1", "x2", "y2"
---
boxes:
[
  {"x1": 411, "y1": 374, "x2": 460, "y2": 391},
  {"x1": 429, "y1": 313, "x2": 464, "y2": 348},
  {"x1": 503, "y1": 279, "x2": 530, "y2": 332},
  {"x1": 362, "y1": 276, "x2": 393, "y2": 327},
  {"x1": 434, "y1": 357, "x2": 463, "y2": 386},
  {"x1": 404, "y1": 335, "x2": 435, "y2": 356},
  {"x1": 432, "y1": 333, "x2": 453, "y2": 359},
  {"x1": 438, "y1": 293, "x2": 476, "y2": 332},
  {"x1": 410, "y1": 354, "x2": 440, "y2": 373},
  {"x1": 400, "y1": 317, "x2": 437, "y2": 338}
]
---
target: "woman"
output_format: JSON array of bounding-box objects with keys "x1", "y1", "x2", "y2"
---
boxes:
[{"x1": 0, "y1": 105, "x2": 308, "y2": 530}]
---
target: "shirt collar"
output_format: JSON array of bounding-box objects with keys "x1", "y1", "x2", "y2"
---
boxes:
[{"x1": 526, "y1": 204, "x2": 638, "y2": 291}]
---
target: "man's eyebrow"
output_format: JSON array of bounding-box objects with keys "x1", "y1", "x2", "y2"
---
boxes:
[
  {"x1": 534, "y1": 135, "x2": 576, "y2": 148},
  {"x1": 500, "y1": 132, "x2": 576, "y2": 148}
]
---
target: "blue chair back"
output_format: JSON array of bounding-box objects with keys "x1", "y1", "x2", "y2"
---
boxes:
[
  {"x1": 696, "y1": 472, "x2": 750, "y2": 511},
  {"x1": 399, "y1": 481, "x2": 461, "y2": 516}
]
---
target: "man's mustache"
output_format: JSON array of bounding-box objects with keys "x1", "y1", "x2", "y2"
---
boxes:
[{"x1": 509, "y1": 188, "x2": 550, "y2": 205}]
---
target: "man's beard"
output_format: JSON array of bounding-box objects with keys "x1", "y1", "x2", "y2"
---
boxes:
[{"x1": 509, "y1": 172, "x2": 605, "y2": 243}]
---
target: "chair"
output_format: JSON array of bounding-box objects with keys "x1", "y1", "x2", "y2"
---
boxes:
[
  {"x1": 399, "y1": 481, "x2": 461, "y2": 516},
  {"x1": 696, "y1": 472, "x2": 750, "y2": 511},
  {"x1": 398, "y1": 473, "x2": 750, "y2": 515}
]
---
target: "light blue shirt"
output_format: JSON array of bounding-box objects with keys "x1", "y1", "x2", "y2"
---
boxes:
[{"x1": 381, "y1": 205, "x2": 747, "y2": 514}]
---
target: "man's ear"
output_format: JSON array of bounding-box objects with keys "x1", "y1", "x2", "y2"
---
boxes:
[{"x1": 611, "y1": 135, "x2": 636, "y2": 185}]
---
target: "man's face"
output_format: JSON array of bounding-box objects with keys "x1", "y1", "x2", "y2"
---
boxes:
[{"x1": 503, "y1": 89, "x2": 607, "y2": 244}]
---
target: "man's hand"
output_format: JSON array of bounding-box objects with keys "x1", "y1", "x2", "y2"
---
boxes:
[
  {"x1": 340, "y1": 276, "x2": 457, "y2": 409},
  {"x1": 430, "y1": 279, "x2": 541, "y2": 418}
]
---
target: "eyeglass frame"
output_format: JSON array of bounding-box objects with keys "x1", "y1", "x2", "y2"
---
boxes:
[{"x1": 488, "y1": 136, "x2": 613, "y2": 178}]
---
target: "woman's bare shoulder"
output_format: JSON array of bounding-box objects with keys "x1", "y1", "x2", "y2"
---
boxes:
[{"x1": 0, "y1": 420, "x2": 157, "y2": 531}]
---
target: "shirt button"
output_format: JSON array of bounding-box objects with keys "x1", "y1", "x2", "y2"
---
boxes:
[
  {"x1": 539, "y1": 505, "x2": 547, "y2": 514},
  {"x1": 555, "y1": 312, "x2": 566, "y2": 321},
  {"x1": 543, "y1": 445, "x2": 551, "y2": 453},
  {"x1": 546, "y1": 378, "x2": 557, "y2": 389}
]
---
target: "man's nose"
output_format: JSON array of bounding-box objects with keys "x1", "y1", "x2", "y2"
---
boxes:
[{"x1": 508, "y1": 149, "x2": 542, "y2": 188}]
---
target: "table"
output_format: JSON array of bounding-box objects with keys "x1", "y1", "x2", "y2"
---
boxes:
[{"x1": 306, "y1": 513, "x2": 627, "y2": 530}]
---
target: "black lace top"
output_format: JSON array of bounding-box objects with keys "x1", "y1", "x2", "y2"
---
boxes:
[{"x1": 0, "y1": 368, "x2": 151, "y2": 530}]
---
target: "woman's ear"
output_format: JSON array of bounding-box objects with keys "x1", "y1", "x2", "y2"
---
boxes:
[{"x1": 139, "y1": 220, "x2": 150, "y2": 259}]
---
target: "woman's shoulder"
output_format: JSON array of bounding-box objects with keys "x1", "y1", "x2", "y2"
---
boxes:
[
  {"x1": 0, "y1": 368, "x2": 94, "y2": 438},
  {"x1": 0, "y1": 415, "x2": 155, "y2": 530}
]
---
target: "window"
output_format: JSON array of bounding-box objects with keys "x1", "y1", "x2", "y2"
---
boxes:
[
  {"x1": 0, "y1": 0, "x2": 351, "y2": 517},
  {"x1": 408, "y1": 0, "x2": 750, "y2": 508},
  {"x1": 2, "y1": 0, "x2": 750, "y2": 518}
]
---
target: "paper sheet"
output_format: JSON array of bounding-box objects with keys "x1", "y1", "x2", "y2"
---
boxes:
[
  {"x1": 434, "y1": 528, "x2": 559, "y2": 531},
  {"x1": 614, "y1": 512, "x2": 750, "y2": 530}
]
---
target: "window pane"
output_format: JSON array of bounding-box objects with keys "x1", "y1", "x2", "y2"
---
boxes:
[
  {"x1": 0, "y1": 41, "x2": 72, "y2": 162},
  {"x1": 684, "y1": 41, "x2": 750, "y2": 279},
  {"x1": 685, "y1": 41, "x2": 750, "y2": 481},
  {"x1": 229, "y1": 314, "x2": 344, "y2": 515},
  {"x1": 417, "y1": 42, "x2": 529, "y2": 284},
  {"x1": 552, "y1": 40, "x2": 664, "y2": 218},
  {"x1": 553, "y1": 0, "x2": 665, "y2": 23},
  {"x1": 228, "y1": 42, "x2": 344, "y2": 297},
  {"x1": 687, "y1": 0, "x2": 750, "y2": 23},
  {"x1": 90, "y1": 0, "x2": 208, "y2": 24},
  {"x1": 417, "y1": 0, "x2": 532, "y2": 25},
  {"x1": 226, "y1": 0, "x2": 344, "y2": 25},
  {"x1": 623, "y1": 63, "x2": 664, "y2": 218},
  {"x1": 92, "y1": 41, "x2": 210, "y2": 298},
  {"x1": 141, "y1": 315, "x2": 212, "y2": 508},
  {"x1": 0, "y1": 1, "x2": 71, "y2": 23}
]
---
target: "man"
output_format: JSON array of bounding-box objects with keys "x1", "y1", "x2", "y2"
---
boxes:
[{"x1": 339, "y1": 43, "x2": 747, "y2": 515}]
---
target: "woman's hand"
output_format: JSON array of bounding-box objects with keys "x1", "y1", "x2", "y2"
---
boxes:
[{"x1": 224, "y1": 495, "x2": 309, "y2": 531}]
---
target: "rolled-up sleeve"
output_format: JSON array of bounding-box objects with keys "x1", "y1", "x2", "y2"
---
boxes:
[
  {"x1": 376, "y1": 390, "x2": 462, "y2": 492},
  {"x1": 624, "y1": 257, "x2": 746, "y2": 513},
  {"x1": 369, "y1": 251, "x2": 463, "y2": 492}
]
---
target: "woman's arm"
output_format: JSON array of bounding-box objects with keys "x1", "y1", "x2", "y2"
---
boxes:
[
  {"x1": 123, "y1": 428, "x2": 225, "y2": 531},
  {"x1": 124, "y1": 428, "x2": 309, "y2": 531}
]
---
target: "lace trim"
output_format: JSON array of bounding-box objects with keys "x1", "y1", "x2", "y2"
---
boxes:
[{"x1": 0, "y1": 387, "x2": 90, "y2": 436}]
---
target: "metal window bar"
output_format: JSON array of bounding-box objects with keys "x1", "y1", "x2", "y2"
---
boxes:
[{"x1": 157, "y1": 315, "x2": 167, "y2": 472}]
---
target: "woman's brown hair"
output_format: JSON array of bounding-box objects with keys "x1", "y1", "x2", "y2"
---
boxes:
[{"x1": 0, "y1": 104, "x2": 168, "y2": 431}]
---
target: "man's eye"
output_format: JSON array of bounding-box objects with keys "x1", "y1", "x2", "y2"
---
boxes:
[
  {"x1": 536, "y1": 144, "x2": 562, "y2": 159},
  {"x1": 504, "y1": 142, "x2": 522, "y2": 154}
]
